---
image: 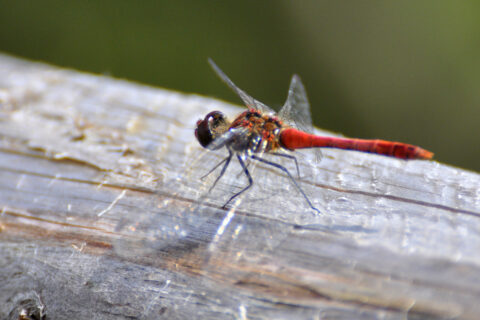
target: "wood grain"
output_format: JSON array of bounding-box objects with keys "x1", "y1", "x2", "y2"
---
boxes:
[{"x1": 1, "y1": 53, "x2": 479, "y2": 320}]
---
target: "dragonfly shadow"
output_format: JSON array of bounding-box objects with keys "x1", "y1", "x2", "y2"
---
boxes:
[{"x1": 293, "y1": 223, "x2": 378, "y2": 234}]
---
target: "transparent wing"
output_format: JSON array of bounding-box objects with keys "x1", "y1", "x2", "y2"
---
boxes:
[
  {"x1": 206, "y1": 126, "x2": 250, "y2": 151},
  {"x1": 279, "y1": 74, "x2": 313, "y2": 133},
  {"x1": 279, "y1": 74, "x2": 322, "y2": 160},
  {"x1": 208, "y1": 58, "x2": 275, "y2": 114}
]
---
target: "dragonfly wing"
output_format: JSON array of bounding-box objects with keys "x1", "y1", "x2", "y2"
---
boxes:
[
  {"x1": 208, "y1": 58, "x2": 275, "y2": 114},
  {"x1": 279, "y1": 74, "x2": 322, "y2": 160},
  {"x1": 279, "y1": 75, "x2": 313, "y2": 133},
  {"x1": 206, "y1": 126, "x2": 250, "y2": 151}
]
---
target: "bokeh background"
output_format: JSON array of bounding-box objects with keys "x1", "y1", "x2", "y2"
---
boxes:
[{"x1": 0, "y1": 1, "x2": 478, "y2": 172}]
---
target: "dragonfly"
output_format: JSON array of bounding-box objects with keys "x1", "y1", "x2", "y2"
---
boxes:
[{"x1": 195, "y1": 59, "x2": 433, "y2": 213}]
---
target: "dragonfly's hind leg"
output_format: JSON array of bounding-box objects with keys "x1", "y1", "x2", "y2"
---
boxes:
[
  {"x1": 270, "y1": 152, "x2": 301, "y2": 178},
  {"x1": 251, "y1": 155, "x2": 320, "y2": 214}
]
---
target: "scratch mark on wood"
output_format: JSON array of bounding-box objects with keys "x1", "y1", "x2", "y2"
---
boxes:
[
  {"x1": 3, "y1": 207, "x2": 119, "y2": 236},
  {"x1": 97, "y1": 189, "x2": 127, "y2": 217},
  {"x1": 16, "y1": 174, "x2": 26, "y2": 189}
]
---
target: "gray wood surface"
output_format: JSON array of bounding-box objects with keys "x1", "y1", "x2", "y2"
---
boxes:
[{"x1": 1, "y1": 53, "x2": 479, "y2": 320}]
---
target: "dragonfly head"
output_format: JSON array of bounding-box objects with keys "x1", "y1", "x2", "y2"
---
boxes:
[{"x1": 195, "y1": 111, "x2": 229, "y2": 148}]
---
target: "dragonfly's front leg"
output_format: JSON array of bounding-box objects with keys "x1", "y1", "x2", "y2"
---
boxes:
[
  {"x1": 201, "y1": 155, "x2": 228, "y2": 181},
  {"x1": 204, "y1": 149, "x2": 233, "y2": 193},
  {"x1": 222, "y1": 155, "x2": 253, "y2": 209}
]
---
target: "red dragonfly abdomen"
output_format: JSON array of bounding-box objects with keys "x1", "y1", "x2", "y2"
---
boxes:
[{"x1": 280, "y1": 128, "x2": 433, "y2": 160}]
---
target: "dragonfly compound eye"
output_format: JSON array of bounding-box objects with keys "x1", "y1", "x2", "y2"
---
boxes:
[{"x1": 195, "y1": 111, "x2": 226, "y2": 148}]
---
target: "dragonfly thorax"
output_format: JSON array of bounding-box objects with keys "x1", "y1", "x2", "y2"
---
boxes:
[{"x1": 228, "y1": 109, "x2": 285, "y2": 154}]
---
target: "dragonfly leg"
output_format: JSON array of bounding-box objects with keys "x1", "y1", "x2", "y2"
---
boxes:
[
  {"x1": 222, "y1": 155, "x2": 253, "y2": 209},
  {"x1": 207, "y1": 150, "x2": 233, "y2": 192},
  {"x1": 236, "y1": 159, "x2": 251, "y2": 179},
  {"x1": 201, "y1": 156, "x2": 228, "y2": 181},
  {"x1": 270, "y1": 152, "x2": 300, "y2": 178},
  {"x1": 251, "y1": 155, "x2": 320, "y2": 214}
]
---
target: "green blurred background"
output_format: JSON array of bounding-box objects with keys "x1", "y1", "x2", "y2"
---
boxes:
[{"x1": 0, "y1": 1, "x2": 478, "y2": 172}]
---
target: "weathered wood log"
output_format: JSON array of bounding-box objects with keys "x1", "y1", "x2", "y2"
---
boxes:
[{"x1": 1, "y1": 53, "x2": 479, "y2": 319}]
